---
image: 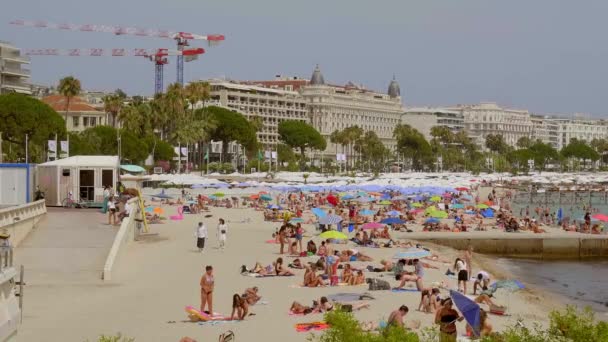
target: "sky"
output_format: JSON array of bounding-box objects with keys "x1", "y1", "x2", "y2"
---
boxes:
[{"x1": 2, "y1": 0, "x2": 608, "y2": 116}]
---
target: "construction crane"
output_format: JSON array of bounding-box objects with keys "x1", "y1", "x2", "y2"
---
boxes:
[
  {"x1": 10, "y1": 19, "x2": 224, "y2": 86},
  {"x1": 24, "y1": 47, "x2": 205, "y2": 94}
]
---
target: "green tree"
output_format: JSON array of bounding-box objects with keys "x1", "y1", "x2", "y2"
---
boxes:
[
  {"x1": 529, "y1": 141, "x2": 559, "y2": 171},
  {"x1": 57, "y1": 76, "x2": 82, "y2": 128},
  {"x1": 278, "y1": 120, "x2": 326, "y2": 169},
  {"x1": 184, "y1": 81, "x2": 210, "y2": 113},
  {"x1": 393, "y1": 124, "x2": 433, "y2": 171},
  {"x1": 561, "y1": 138, "x2": 599, "y2": 169},
  {"x1": 516, "y1": 136, "x2": 533, "y2": 149},
  {"x1": 103, "y1": 94, "x2": 124, "y2": 128},
  {"x1": 277, "y1": 143, "x2": 296, "y2": 166},
  {"x1": 485, "y1": 134, "x2": 509, "y2": 154},
  {"x1": 118, "y1": 102, "x2": 153, "y2": 137},
  {"x1": 207, "y1": 106, "x2": 258, "y2": 161},
  {"x1": 0, "y1": 93, "x2": 66, "y2": 162},
  {"x1": 356, "y1": 131, "x2": 391, "y2": 173}
]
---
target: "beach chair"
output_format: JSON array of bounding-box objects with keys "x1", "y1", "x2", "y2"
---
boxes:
[
  {"x1": 218, "y1": 330, "x2": 235, "y2": 342},
  {"x1": 170, "y1": 206, "x2": 184, "y2": 221}
]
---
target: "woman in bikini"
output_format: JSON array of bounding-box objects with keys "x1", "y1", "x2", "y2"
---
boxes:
[
  {"x1": 200, "y1": 265, "x2": 214, "y2": 314},
  {"x1": 230, "y1": 294, "x2": 248, "y2": 320},
  {"x1": 275, "y1": 257, "x2": 294, "y2": 276},
  {"x1": 435, "y1": 298, "x2": 463, "y2": 342},
  {"x1": 341, "y1": 263, "x2": 354, "y2": 284},
  {"x1": 350, "y1": 270, "x2": 365, "y2": 285},
  {"x1": 304, "y1": 265, "x2": 325, "y2": 287}
]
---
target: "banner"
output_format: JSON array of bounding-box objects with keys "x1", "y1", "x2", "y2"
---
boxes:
[
  {"x1": 264, "y1": 151, "x2": 271, "y2": 159},
  {"x1": 271, "y1": 151, "x2": 277, "y2": 160},
  {"x1": 48, "y1": 140, "x2": 57, "y2": 152},
  {"x1": 180, "y1": 147, "x2": 188, "y2": 157},
  {"x1": 173, "y1": 147, "x2": 180, "y2": 160},
  {"x1": 60, "y1": 140, "x2": 69, "y2": 153}
]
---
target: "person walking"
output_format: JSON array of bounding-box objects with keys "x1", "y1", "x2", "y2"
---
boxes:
[
  {"x1": 195, "y1": 222, "x2": 207, "y2": 253},
  {"x1": 107, "y1": 196, "x2": 117, "y2": 226},
  {"x1": 217, "y1": 218, "x2": 228, "y2": 250}
]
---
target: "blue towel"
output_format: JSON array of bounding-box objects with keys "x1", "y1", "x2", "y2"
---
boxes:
[{"x1": 391, "y1": 288, "x2": 419, "y2": 293}]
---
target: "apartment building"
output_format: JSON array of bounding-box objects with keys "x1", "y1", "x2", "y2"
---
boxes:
[
  {"x1": 401, "y1": 108, "x2": 464, "y2": 141},
  {"x1": 0, "y1": 40, "x2": 31, "y2": 95}
]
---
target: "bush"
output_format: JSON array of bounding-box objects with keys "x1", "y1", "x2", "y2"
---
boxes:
[
  {"x1": 312, "y1": 306, "x2": 608, "y2": 342},
  {"x1": 89, "y1": 333, "x2": 134, "y2": 342}
]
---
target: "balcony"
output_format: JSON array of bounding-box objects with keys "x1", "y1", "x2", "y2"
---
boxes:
[
  {"x1": 1, "y1": 66, "x2": 30, "y2": 77},
  {"x1": 1, "y1": 53, "x2": 30, "y2": 64}
]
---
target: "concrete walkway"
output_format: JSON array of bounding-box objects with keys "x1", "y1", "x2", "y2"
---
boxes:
[{"x1": 14, "y1": 208, "x2": 117, "y2": 341}]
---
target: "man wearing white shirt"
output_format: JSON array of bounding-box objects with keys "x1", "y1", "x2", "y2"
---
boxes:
[
  {"x1": 473, "y1": 270, "x2": 491, "y2": 295},
  {"x1": 195, "y1": 222, "x2": 208, "y2": 253}
]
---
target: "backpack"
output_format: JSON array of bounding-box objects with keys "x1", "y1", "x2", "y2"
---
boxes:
[{"x1": 368, "y1": 278, "x2": 391, "y2": 291}]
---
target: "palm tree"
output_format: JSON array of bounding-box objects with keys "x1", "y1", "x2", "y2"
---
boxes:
[
  {"x1": 184, "y1": 81, "x2": 211, "y2": 113},
  {"x1": 103, "y1": 94, "x2": 124, "y2": 128},
  {"x1": 57, "y1": 76, "x2": 82, "y2": 129}
]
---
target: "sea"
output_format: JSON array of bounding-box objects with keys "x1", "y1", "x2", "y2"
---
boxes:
[{"x1": 496, "y1": 258, "x2": 608, "y2": 316}]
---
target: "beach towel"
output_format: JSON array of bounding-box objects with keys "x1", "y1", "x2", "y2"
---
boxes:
[
  {"x1": 197, "y1": 320, "x2": 238, "y2": 326},
  {"x1": 265, "y1": 239, "x2": 279, "y2": 244},
  {"x1": 295, "y1": 322, "x2": 330, "y2": 332},
  {"x1": 242, "y1": 273, "x2": 294, "y2": 278},
  {"x1": 327, "y1": 293, "x2": 375, "y2": 302},
  {"x1": 391, "y1": 288, "x2": 420, "y2": 293}
]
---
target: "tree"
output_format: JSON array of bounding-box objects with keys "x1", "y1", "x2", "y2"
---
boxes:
[
  {"x1": 517, "y1": 136, "x2": 533, "y2": 149},
  {"x1": 561, "y1": 139, "x2": 599, "y2": 169},
  {"x1": 356, "y1": 131, "x2": 391, "y2": 173},
  {"x1": 118, "y1": 102, "x2": 153, "y2": 137},
  {"x1": 485, "y1": 134, "x2": 509, "y2": 154},
  {"x1": 57, "y1": 76, "x2": 82, "y2": 128},
  {"x1": 207, "y1": 106, "x2": 257, "y2": 161},
  {"x1": 529, "y1": 141, "x2": 559, "y2": 171},
  {"x1": 184, "y1": 81, "x2": 210, "y2": 113},
  {"x1": 103, "y1": 94, "x2": 124, "y2": 128},
  {"x1": 0, "y1": 93, "x2": 66, "y2": 162},
  {"x1": 71, "y1": 125, "x2": 152, "y2": 164},
  {"x1": 278, "y1": 120, "x2": 326, "y2": 168},
  {"x1": 393, "y1": 124, "x2": 433, "y2": 171}
]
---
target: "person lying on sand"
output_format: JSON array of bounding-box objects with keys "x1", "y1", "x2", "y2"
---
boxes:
[
  {"x1": 242, "y1": 287, "x2": 261, "y2": 305},
  {"x1": 290, "y1": 301, "x2": 313, "y2": 315},
  {"x1": 289, "y1": 258, "x2": 304, "y2": 269},
  {"x1": 313, "y1": 296, "x2": 370, "y2": 313},
  {"x1": 274, "y1": 258, "x2": 295, "y2": 276}
]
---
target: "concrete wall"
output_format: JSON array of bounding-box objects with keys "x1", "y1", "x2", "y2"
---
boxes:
[
  {"x1": 0, "y1": 200, "x2": 46, "y2": 247},
  {"x1": 102, "y1": 198, "x2": 140, "y2": 281},
  {"x1": 411, "y1": 235, "x2": 608, "y2": 260}
]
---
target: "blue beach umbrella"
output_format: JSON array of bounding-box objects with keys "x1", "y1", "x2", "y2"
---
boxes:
[
  {"x1": 289, "y1": 217, "x2": 304, "y2": 223},
  {"x1": 144, "y1": 206, "x2": 154, "y2": 212},
  {"x1": 452, "y1": 203, "x2": 465, "y2": 209},
  {"x1": 392, "y1": 248, "x2": 431, "y2": 259},
  {"x1": 450, "y1": 290, "x2": 481, "y2": 337},
  {"x1": 357, "y1": 197, "x2": 373, "y2": 203},
  {"x1": 557, "y1": 208, "x2": 563, "y2": 222},
  {"x1": 387, "y1": 210, "x2": 401, "y2": 217},
  {"x1": 359, "y1": 209, "x2": 376, "y2": 216},
  {"x1": 341, "y1": 194, "x2": 355, "y2": 200},
  {"x1": 380, "y1": 217, "x2": 405, "y2": 225},
  {"x1": 260, "y1": 194, "x2": 273, "y2": 201},
  {"x1": 312, "y1": 208, "x2": 327, "y2": 217},
  {"x1": 425, "y1": 217, "x2": 440, "y2": 224},
  {"x1": 318, "y1": 215, "x2": 343, "y2": 225},
  {"x1": 267, "y1": 204, "x2": 282, "y2": 210}
]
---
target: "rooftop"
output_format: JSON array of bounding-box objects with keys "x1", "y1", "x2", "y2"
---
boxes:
[
  {"x1": 42, "y1": 95, "x2": 102, "y2": 112},
  {"x1": 39, "y1": 155, "x2": 119, "y2": 167}
]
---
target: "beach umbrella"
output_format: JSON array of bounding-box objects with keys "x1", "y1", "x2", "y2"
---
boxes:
[
  {"x1": 442, "y1": 193, "x2": 452, "y2": 199},
  {"x1": 327, "y1": 194, "x2": 338, "y2": 206},
  {"x1": 213, "y1": 192, "x2": 225, "y2": 198},
  {"x1": 359, "y1": 209, "x2": 376, "y2": 216},
  {"x1": 379, "y1": 200, "x2": 392, "y2": 205},
  {"x1": 450, "y1": 290, "x2": 481, "y2": 338},
  {"x1": 341, "y1": 194, "x2": 355, "y2": 200},
  {"x1": 414, "y1": 195, "x2": 425, "y2": 201},
  {"x1": 153, "y1": 207, "x2": 163, "y2": 214},
  {"x1": 319, "y1": 215, "x2": 343, "y2": 225},
  {"x1": 481, "y1": 209, "x2": 494, "y2": 218},
  {"x1": 476, "y1": 204, "x2": 489, "y2": 209},
  {"x1": 411, "y1": 203, "x2": 423, "y2": 208},
  {"x1": 267, "y1": 204, "x2": 282, "y2": 210},
  {"x1": 362, "y1": 222, "x2": 384, "y2": 230},
  {"x1": 319, "y1": 230, "x2": 348, "y2": 240},
  {"x1": 592, "y1": 214, "x2": 608, "y2": 222},
  {"x1": 312, "y1": 208, "x2": 327, "y2": 217},
  {"x1": 392, "y1": 248, "x2": 431, "y2": 259},
  {"x1": 357, "y1": 197, "x2": 373, "y2": 203},
  {"x1": 411, "y1": 209, "x2": 423, "y2": 214},
  {"x1": 289, "y1": 217, "x2": 305, "y2": 223},
  {"x1": 152, "y1": 190, "x2": 173, "y2": 199},
  {"x1": 249, "y1": 194, "x2": 260, "y2": 200},
  {"x1": 387, "y1": 210, "x2": 401, "y2": 217},
  {"x1": 380, "y1": 217, "x2": 405, "y2": 225},
  {"x1": 392, "y1": 195, "x2": 408, "y2": 201},
  {"x1": 260, "y1": 194, "x2": 272, "y2": 201},
  {"x1": 424, "y1": 206, "x2": 437, "y2": 214},
  {"x1": 455, "y1": 187, "x2": 469, "y2": 191},
  {"x1": 557, "y1": 208, "x2": 563, "y2": 222},
  {"x1": 429, "y1": 210, "x2": 448, "y2": 219},
  {"x1": 144, "y1": 206, "x2": 154, "y2": 212},
  {"x1": 425, "y1": 217, "x2": 440, "y2": 224},
  {"x1": 430, "y1": 196, "x2": 442, "y2": 202},
  {"x1": 452, "y1": 203, "x2": 465, "y2": 209}
]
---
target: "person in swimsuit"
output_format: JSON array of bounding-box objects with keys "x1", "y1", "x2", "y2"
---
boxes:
[
  {"x1": 242, "y1": 287, "x2": 261, "y2": 305},
  {"x1": 387, "y1": 305, "x2": 409, "y2": 328},
  {"x1": 275, "y1": 257, "x2": 294, "y2": 276},
  {"x1": 341, "y1": 263, "x2": 354, "y2": 284},
  {"x1": 230, "y1": 294, "x2": 249, "y2": 320},
  {"x1": 454, "y1": 258, "x2": 468, "y2": 294},
  {"x1": 435, "y1": 298, "x2": 463, "y2": 342},
  {"x1": 350, "y1": 270, "x2": 365, "y2": 285},
  {"x1": 200, "y1": 265, "x2": 214, "y2": 314}
]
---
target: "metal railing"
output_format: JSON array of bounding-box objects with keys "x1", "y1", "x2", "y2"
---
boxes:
[{"x1": 1, "y1": 66, "x2": 30, "y2": 76}]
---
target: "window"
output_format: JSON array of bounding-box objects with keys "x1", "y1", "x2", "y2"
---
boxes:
[
  {"x1": 83, "y1": 117, "x2": 89, "y2": 127},
  {"x1": 72, "y1": 116, "x2": 79, "y2": 127},
  {"x1": 90, "y1": 117, "x2": 97, "y2": 126}
]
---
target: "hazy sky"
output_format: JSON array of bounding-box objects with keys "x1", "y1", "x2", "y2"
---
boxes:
[{"x1": 3, "y1": 0, "x2": 608, "y2": 116}]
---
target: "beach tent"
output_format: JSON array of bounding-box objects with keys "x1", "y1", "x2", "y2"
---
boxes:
[
  {"x1": 37, "y1": 155, "x2": 119, "y2": 207},
  {"x1": 481, "y1": 209, "x2": 494, "y2": 218}
]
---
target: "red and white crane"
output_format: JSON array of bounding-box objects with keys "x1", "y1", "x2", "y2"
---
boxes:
[
  {"x1": 11, "y1": 19, "x2": 224, "y2": 89},
  {"x1": 23, "y1": 47, "x2": 205, "y2": 94}
]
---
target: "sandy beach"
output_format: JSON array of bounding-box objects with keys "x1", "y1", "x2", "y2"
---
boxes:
[{"x1": 16, "y1": 201, "x2": 563, "y2": 341}]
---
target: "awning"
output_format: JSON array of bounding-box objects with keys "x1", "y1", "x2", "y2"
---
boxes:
[{"x1": 120, "y1": 164, "x2": 146, "y2": 173}]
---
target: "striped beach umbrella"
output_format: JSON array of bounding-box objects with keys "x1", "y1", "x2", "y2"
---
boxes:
[
  {"x1": 392, "y1": 248, "x2": 431, "y2": 259},
  {"x1": 319, "y1": 215, "x2": 343, "y2": 225},
  {"x1": 387, "y1": 210, "x2": 401, "y2": 217},
  {"x1": 362, "y1": 222, "x2": 384, "y2": 229}
]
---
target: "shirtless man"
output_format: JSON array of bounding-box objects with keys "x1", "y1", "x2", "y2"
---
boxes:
[
  {"x1": 387, "y1": 305, "x2": 409, "y2": 328},
  {"x1": 243, "y1": 287, "x2": 261, "y2": 305},
  {"x1": 463, "y1": 245, "x2": 473, "y2": 277}
]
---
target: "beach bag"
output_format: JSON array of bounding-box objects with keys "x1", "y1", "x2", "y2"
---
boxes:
[{"x1": 368, "y1": 278, "x2": 390, "y2": 291}]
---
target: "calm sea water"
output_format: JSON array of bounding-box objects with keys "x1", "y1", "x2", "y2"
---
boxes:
[{"x1": 496, "y1": 259, "x2": 608, "y2": 315}]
